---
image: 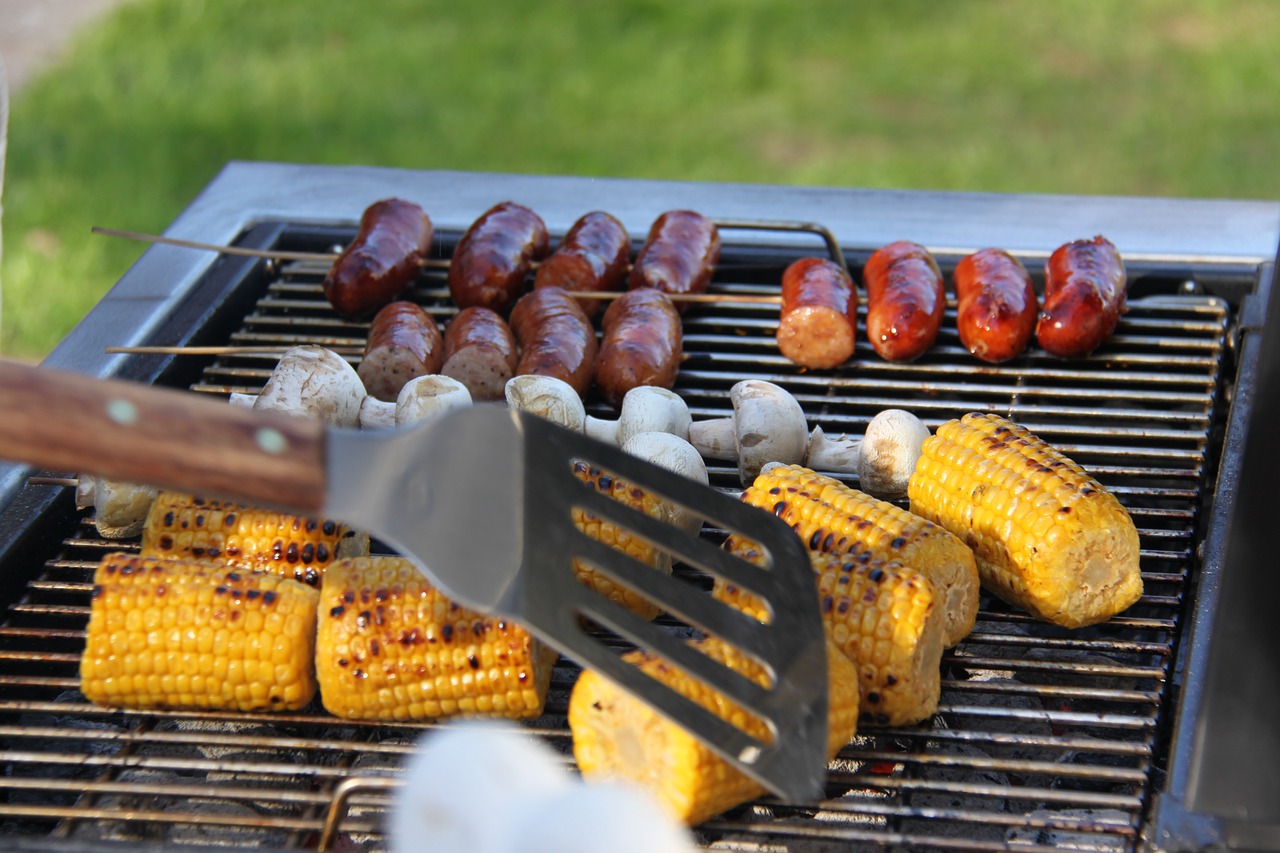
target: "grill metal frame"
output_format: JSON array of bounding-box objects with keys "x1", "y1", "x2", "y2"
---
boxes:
[{"x1": 1, "y1": 164, "x2": 1278, "y2": 852}]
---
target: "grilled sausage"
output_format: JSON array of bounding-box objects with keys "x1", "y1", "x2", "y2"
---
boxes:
[
  {"x1": 864, "y1": 241, "x2": 945, "y2": 362},
  {"x1": 447, "y1": 202, "x2": 550, "y2": 313},
  {"x1": 440, "y1": 307, "x2": 519, "y2": 402},
  {"x1": 627, "y1": 210, "x2": 720, "y2": 313},
  {"x1": 323, "y1": 199, "x2": 433, "y2": 318},
  {"x1": 954, "y1": 248, "x2": 1039, "y2": 364},
  {"x1": 357, "y1": 301, "x2": 445, "y2": 402},
  {"x1": 1036, "y1": 236, "x2": 1127, "y2": 358},
  {"x1": 534, "y1": 211, "x2": 631, "y2": 320},
  {"x1": 776, "y1": 257, "x2": 858, "y2": 369},
  {"x1": 595, "y1": 288, "x2": 683, "y2": 409},
  {"x1": 508, "y1": 287, "x2": 598, "y2": 398}
]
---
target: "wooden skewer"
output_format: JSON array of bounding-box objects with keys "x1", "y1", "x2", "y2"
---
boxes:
[
  {"x1": 27, "y1": 476, "x2": 79, "y2": 488},
  {"x1": 92, "y1": 226, "x2": 784, "y2": 305},
  {"x1": 91, "y1": 226, "x2": 455, "y2": 269},
  {"x1": 104, "y1": 345, "x2": 364, "y2": 356}
]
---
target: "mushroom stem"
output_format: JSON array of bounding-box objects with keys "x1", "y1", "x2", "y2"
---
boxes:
[
  {"x1": 686, "y1": 417, "x2": 737, "y2": 460},
  {"x1": 803, "y1": 426, "x2": 862, "y2": 472}
]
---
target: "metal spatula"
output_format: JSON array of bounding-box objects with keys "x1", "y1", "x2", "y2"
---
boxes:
[{"x1": 0, "y1": 358, "x2": 829, "y2": 802}]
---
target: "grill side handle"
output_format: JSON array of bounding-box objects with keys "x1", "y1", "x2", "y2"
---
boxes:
[{"x1": 0, "y1": 357, "x2": 327, "y2": 513}]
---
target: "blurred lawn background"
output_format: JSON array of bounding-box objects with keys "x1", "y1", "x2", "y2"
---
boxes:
[{"x1": 3, "y1": 0, "x2": 1279, "y2": 359}]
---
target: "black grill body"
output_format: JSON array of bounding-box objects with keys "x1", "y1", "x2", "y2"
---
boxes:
[{"x1": 0, "y1": 164, "x2": 1277, "y2": 852}]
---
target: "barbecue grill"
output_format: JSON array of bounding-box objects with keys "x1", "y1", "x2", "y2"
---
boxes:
[{"x1": 1, "y1": 163, "x2": 1278, "y2": 852}]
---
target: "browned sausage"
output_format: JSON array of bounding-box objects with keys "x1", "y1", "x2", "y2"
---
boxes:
[
  {"x1": 440, "y1": 307, "x2": 519, "y2": 402},
  {"x1": 323, "y1": 199, "x2": 433, "y2": 318},
  {"x1": 508, "y1": 287, "x2": 598, "y2": 398},
  {"x1": 863, "y1": 241, "x2": 945, "y2": 362},
  {"x1": 594, "y1": 288, "x2": 683, "y2": 409},
  {"x1": 447, "y1": 202, "x2": 549, "y2": 313},
  {"x1": 533, "y1": 211, "x2": 631, "y2": 320},
  {"x1": 776, "y1": 257, "x2": 857, "y2": 369},
  {"x1": 954, "y1": 248, "x2": 1038, "y2": 364},
  {"x1": 356, "y1": 301, "x2": 444, "y2": 402},
  {"x1": 627, "y1": 210, "x2": 719, "y2": 313},
  {"x1": 1036, "y1": 236, "x2": 1127, "y2": 358}
]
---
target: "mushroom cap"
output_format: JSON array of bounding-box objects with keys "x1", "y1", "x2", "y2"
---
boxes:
[
  {"x1": 616, "y1": 386, "x2": 692, "y2": 446},
  {"x1": 395, "y1": 374, "x2": 472, "y2": 426},
  {"x1": 859, "y1": 409, "x2": 930, "y2": 499},
  {"x1": 504, "y1": 374, "x2": 585, "y2": 432},
  {"x1": 728, "y1": 380, "x2": 808, "y2": 483},
  {"x1": 622, "y1": 431, "x2": 708, "y2": 535},
  {"x1": 389, "y1": 721, "x2": 570, "y2": 853},
  {"x1": 255, "y1": 345, "x2": 366, "y2": 427}
]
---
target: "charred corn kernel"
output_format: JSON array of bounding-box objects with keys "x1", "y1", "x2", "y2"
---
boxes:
[
  {"x1": 315, "y1": 556, "x2": 557, "y2": 721},
  {"x1": 569, "y1": 634, "x2": 859, "y2": 826},
  {"x1": 742, "y1": 464, "x2": 978, "y2": 647},
  {"x1": 718, "y1": 539, "x2": 943, "y2": 727},
  {"x1": 908, "y1": 412, "x2": 1143, "y2": 628},
  {"x1": 570, "y1": 461, "x2": 672, "y2": 620},
  {"x1": 80, "y1": 552, "x2": 319, "y2": 711},
  {"x1": 139, "y1": 491, "x2": 369, "y2": 586}
]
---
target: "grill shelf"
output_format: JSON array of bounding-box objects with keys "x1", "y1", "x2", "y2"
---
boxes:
[{"x1": 0, "y1": 220, "x2": 1239, "y2": 852}]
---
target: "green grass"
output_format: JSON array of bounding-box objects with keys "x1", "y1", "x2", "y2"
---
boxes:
[{"x1": 4, "y1": 0, "x2": 1279, "y2": 358}]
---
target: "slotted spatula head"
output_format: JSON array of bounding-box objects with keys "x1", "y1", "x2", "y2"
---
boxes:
[
  {"x1": 327, "y1": 405, "x2": 829, "y2": 802},
  {"x1": 0, "y1": 360, "x2": 829, "y2": 802}
]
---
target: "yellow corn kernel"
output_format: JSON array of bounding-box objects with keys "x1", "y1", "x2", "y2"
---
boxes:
[
  {"x1": 718, "y1": 539, "x2": 943, "y2": 727},
  {"x1": 570, "y1": 461, "x2": 672, "y2": 620},
  {"x1": 139, "y1": 491, "x2": 369, "y2": 586},
  {"x1": 908, "y1": 412, "x2": 1142, "y2": 628},
  {"x1": 315, "y1": 556, "x2": 558, "y2": 721},
  {"x1": 569, "y1": 634, "x2": 859, "y2": 826},
  {"x1": 742, "y1": 464, "x2": 978, "y2": 647},
  {"x1": 80, "y1": 552, "x2": 319, "y2": 711}
]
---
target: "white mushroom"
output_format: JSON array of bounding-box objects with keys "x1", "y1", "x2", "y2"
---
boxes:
[
  {"x1": 75, "y1": 477, "x2": 157, "y2": 539},
  {"x1": 687, "y1": 380, "x2": 809, "y2": 484},
  {"x1": 856, "y1": 408, "x2": 931, "y2": 499},
  {"x1": 504, "y1": 375, "x2": 587, "y2": 433},
  {"x1": 254, "y1": 345, "x2": 366, "y2": 427},
  {"x1": 587, "y1": 386, "x2": 692, "y2": 446},
  {"x1": 621, "y1": 431, "x2": 709, "y2": 535},
  {"x1": 359, "y1": 374, "x2": 473, "y2": 429},
  {"x1": 389, "y1": 721, "x2": 696, "y2": 853}
]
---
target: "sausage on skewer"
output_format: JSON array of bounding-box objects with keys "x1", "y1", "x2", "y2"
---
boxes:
[
  {"x1": 323, "y1": 199, "x2": 433, "y2": 318},
  {"x1": 448, "y1": 201, "x2": 549, "y2": 313},
  {"x1": 628, "y1": 210, "x2": 720, "y2": 313},
  {"x1": 534, "y1": 211, "x2": 631, "y2": 320},
  {"x1": 863, "y1": 241, "x2": 945, "y2": 363},
  {"x1": 1036, "y1": 235, "x2": 1127, "y2": 358},
  {"x1": 954, "y1": 248, "x2": 1038, "y2": 364},
  {"x1": 776, "y1": 257, "x2": 857, "y2": 369},
  {"x1": 595, "y1": 288, "x2": 683, "y2": 409}
]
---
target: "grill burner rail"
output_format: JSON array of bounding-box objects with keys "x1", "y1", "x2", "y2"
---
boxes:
[{"x1": 0, "y1": 218, "x2": 1240, "y2": 853}]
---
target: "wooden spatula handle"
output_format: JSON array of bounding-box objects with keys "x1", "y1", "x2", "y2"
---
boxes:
[{"x1": 0, "y1": 358, "x2": 327, "y2": 513}]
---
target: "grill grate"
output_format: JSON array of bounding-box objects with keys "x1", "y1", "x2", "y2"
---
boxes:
[{"x1": 0, "y1": 222, "x2": 1234, "y2": 852}]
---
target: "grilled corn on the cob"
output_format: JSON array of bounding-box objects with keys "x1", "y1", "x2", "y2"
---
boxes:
[
  {"x1": 718, "y1": 539, "x2": 944, "y2": 726},
  {"x1": 80, "y1": 553, "x2": 320, "y2": 711},
  {"x1": 569, "y1": 634, "x2": 859, "y2": 826},
  {"x1": 742, "y1": 464, "x2": 978, "y2": 647},
  {"x1": 571, "y1": 461, "x2": 672, "y2": 620},
  {"x1": 139, "y1": 491, "x2": 369, "y2": 586},
  {"x1": 315, "y1": 556, "x2": 558, "y2": 721},
  {"x1": 908, "y1": 412, "x2": 1142, "y2": 628}
]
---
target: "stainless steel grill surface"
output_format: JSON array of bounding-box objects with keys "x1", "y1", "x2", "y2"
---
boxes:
[{"x1": 0, "y1": 164, "x2": 1277, "y2": 853}]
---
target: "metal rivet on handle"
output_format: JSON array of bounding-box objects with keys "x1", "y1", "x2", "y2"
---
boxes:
[
  {"x1": 256, "y1": 427, "x2": 287, "y2": 454},
  {"x1": 105, "y1": 399, "x2": 138, "y2": 425}
]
